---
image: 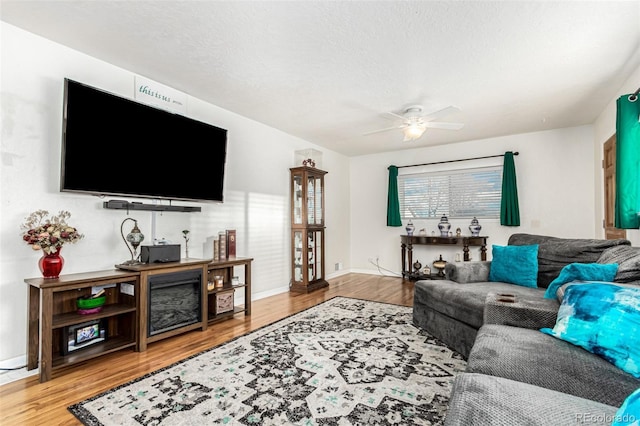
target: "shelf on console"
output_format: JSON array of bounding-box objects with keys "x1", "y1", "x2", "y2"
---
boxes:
[{"x1": 52, "y1": 303, "x2": 137, "y2": 329}]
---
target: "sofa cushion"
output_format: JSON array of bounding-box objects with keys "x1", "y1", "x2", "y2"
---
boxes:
[
  {"x1": 466, "y1": 324, "x2": 640, "y2": 407},
  {"x1": 483, "y1": 293, "x2": 559, "y2": 329},
  {"x1": 489, "y1": 244, "x2": 538, "y2": 288},
  {"x1": 540, "y1": 283, "x2": 640, "y2": 378},
  {"x1": 598, "y1": 245, "x2": 640, "y2": 283},
  {"x1": 543, "y1": 262, "x2": 619, "y2": 299},
  {"x1": 445, "y1": 261, "x2": 491, "y2": 283},
  {"x1": 507, "y1": 233, "x2": 630, "y2": 288},
  {"x1": 444, "y1": 373, "x2": 618, "y2": 426}
]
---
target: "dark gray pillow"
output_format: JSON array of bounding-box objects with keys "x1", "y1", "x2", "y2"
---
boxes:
[{"x1": 597, "y1": 245, "x2": 640, "y2": 283}]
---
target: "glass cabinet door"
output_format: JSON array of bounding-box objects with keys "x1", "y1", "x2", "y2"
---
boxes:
[
  {"x1": 307, "y1": 176, "x2": 315, "y2": 224},
  {"x1": 307, "y1": 230, "x2": 323, "y2": 281},
  {"x1": 293, "y1": 231, "x2": 303, "y2": 282},
  {"x1": 315, "y1": 176, "x2": 323, "y2": 224},
  {"x1": 292, "y1": 229, "x2": 323, "y2": 284},
  {"x1": 293, "y1": 175, "x2": 303, "y2": 225}
]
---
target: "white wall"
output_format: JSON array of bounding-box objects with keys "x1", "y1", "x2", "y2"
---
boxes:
[
  {"x1": 0, "y1": 23, "x2": 351, "y2": 364},
  {"x1": 349, "y1": 125, "x2": 596, "y2": 275},
  {"x1": 593, "y1": 62, "x2": 640, "y2": 246}
]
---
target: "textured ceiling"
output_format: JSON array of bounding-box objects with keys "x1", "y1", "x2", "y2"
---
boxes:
[{"x1": 2, "y1": 1, "x2": 639, "y2": 156}]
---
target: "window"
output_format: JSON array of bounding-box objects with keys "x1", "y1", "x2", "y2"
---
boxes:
[{"x1": 398, "y1": 165, "x2": 502, "y2": 219}]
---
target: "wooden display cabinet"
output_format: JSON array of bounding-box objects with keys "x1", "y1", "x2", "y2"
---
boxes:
[
  {"x1": 206, "y1": 256, "x2": 252, "y2": 323},
  {"x1": 290, "y1": 166, "x2": 328, "y2": 293},
  {"x1": 25, "y1": 270, "x2": 140, "y2": 383}
]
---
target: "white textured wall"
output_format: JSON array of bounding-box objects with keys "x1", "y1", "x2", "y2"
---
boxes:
[
  {"x1": 349, "y1": 125, "x2": 596, "y2": 275},
  {"x1": 0, "y1": 23, "x2": 350, "y2": 364}
]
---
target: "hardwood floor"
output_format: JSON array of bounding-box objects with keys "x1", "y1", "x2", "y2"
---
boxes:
[{"x1": 0, "y1": 273, "x2": 413, "y2": 425}]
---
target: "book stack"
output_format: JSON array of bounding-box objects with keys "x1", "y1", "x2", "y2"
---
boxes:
[{"x1": 212, "y1": 229, "x2": 236, "y2": 261}]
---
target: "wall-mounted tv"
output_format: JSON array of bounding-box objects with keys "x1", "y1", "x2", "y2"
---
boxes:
[{"x1": 61, "y1": 78, "x2": 227, "y2": 203}]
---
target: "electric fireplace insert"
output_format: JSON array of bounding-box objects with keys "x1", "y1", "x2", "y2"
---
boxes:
[{"x1": 147, "y1": 269, "x2": 202, "y2": 337}]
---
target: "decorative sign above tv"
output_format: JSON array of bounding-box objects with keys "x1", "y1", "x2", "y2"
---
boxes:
[
  {"x1": 134, "y1": 75, "x2": 187, "y2": 114},
  {"x1": 61, "y1": 78, "x2": 227, "y2": 203}
]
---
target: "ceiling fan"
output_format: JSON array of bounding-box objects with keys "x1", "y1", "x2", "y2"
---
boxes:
[{"x1": 364, "y1": 105, "x2": 464, "y2": 141}]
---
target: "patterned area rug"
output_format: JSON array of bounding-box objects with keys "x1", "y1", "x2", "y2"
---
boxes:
[{"x1": 69, "y1": 297, "x2": 466, "y2": 425}]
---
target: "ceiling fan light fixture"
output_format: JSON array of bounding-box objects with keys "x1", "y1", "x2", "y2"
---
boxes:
[{"x1": 403, "y1": 123, "x2": 426, "y2": 141}]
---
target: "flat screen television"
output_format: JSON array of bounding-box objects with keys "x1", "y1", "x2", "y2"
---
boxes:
[{"x1": 61, "y1": 78, "x2": 227, "y2": 203}]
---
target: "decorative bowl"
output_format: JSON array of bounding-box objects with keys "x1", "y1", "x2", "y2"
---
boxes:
[{"x1": 77, "y1": 295, "x2": 106, "y2": 310}]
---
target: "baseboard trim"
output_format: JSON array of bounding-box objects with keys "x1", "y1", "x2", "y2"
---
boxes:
[{"x1": 0, "y1": 355, "x2": 26, "y2": 370}]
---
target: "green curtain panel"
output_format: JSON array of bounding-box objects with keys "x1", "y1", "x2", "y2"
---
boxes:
[
  {"x1": 387, "y1": 165, "x2": 402, "y2": 226},
  {"x1": 615, "y1": 94, "x2": 640, "y2": 229},
  {"x1": 500, "y1": 151, "x2": 520, "y2": 226}
]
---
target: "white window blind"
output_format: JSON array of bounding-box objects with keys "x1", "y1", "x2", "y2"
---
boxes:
[{"x1": 398, "y1": 165, "x2": 502, "y2": 219}]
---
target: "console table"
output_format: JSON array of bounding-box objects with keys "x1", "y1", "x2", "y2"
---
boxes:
[
  {"x1": 25, "y1": 257, "x2": 252, "y2": 382},
  {"x1": 401, "y1": 235, "x2": 488, "y2": 280}
]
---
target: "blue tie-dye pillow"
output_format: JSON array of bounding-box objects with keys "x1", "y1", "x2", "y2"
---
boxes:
[
  {"x1": 613, "y1": 387, "x2": 640, "y2": 426},
  {"x1": 540, "y1": 283, "x2": 640, "y2": 378}
]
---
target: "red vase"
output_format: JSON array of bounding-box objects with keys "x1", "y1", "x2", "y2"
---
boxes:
[{"x1": 38, "y1": 249, "x2": 64, "y2": 279}]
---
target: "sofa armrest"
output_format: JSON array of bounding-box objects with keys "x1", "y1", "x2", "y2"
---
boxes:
[
  {"x1": 483, "y1": 293, "x2": 559, "y2": 329},
  {"x1": 445, "y1": 261, "x2": 491, "y2": 283}
]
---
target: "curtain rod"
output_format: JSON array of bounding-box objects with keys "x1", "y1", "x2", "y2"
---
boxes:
[
  {"x1": 397, "y1": 151, "x2": 519, "y2": 169},
  {"x1": 629, "y1": 87, "x2": 640, "y2": 102}
]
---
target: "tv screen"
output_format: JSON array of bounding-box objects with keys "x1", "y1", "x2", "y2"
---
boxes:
[{"x1": 61, "y1": 78, "x2": 227, "y2": 203}]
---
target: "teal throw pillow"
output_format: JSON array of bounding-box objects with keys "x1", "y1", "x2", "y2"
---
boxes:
[
  {"x1": 543, "y1": 262, "x2": 619, "y2": 299},
  {"x1": 540, "y1": 283, "x2": 640, "y2": 378},
  {"x1": 613, "y1": 387, "x2": 640, "y2": 426},
  {"x1": 488, "y1": 244, "x2": 538, "y2": 288}
]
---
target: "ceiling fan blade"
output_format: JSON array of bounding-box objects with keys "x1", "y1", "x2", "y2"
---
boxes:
[
  {"x1": 363, "y1": 124, "x2": 407, "y2": 136},
  {"x1": 424, "y1": 121, "x2": 464, "y2": 130},
  {"x1": 384, "y1": 111, "x2": 409, "y2": 121},
  {"x1": 421, "y1": 106, "x2": 461, "y2": 122}
]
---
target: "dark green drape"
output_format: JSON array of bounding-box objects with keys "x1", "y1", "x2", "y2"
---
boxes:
[
  {"x1": 387, "y1": 165, "x2": 402, "y2": 226},
  {"x1": 615, "y1": 94, "x2": 640, "y2": 229},
  {"x1": 500, "y1": 151, "x2": 520, "y2": 226}
]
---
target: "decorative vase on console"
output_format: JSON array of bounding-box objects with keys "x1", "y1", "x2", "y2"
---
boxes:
[
  {"x1": 469, "y1": 217, "x2": 482, "y2": 237},
  {"x1": 438, "y1": 215, "x2": 451, "y2": 237},
  {"x1": 405, "y1": 220, "x2": 415, "y2": 236},
  {"x1": 38, "y1": 248, "x2": 65, "y2": 279}
]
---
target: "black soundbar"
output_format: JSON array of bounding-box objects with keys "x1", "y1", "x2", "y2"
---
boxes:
[{"x1": 103, "y1": 200, "x2": 201, "y2": 213}]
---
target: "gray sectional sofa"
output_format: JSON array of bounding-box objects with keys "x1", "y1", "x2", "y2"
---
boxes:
[{"x1": 411, "y1": 233, "x2": 640, "y2": 425}]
